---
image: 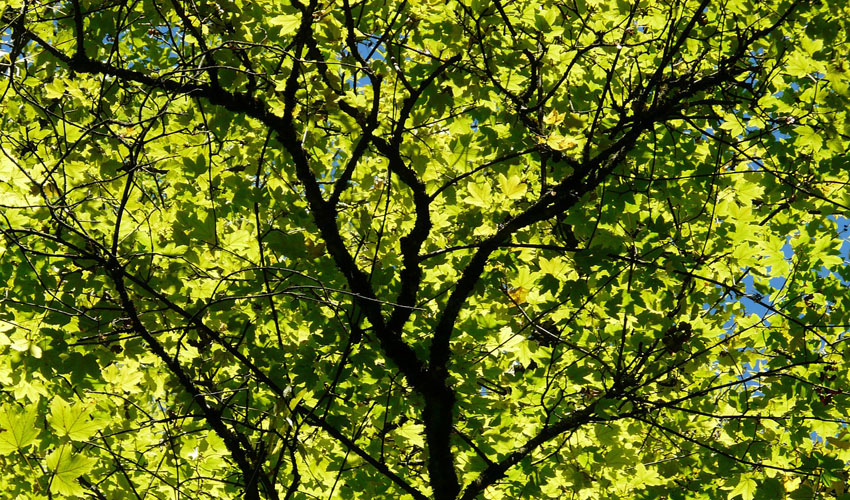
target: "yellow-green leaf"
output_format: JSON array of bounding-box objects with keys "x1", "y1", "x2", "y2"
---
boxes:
[
  {"x1": 269, "y1": 14, "x2": 301, "y2": 33},
  {"x1": 0, "y1": 404, "x2": 40, "y2": 455},
  {"x1": 395, "y1": 422, "x2": 425, "y2": 448},
  {"x1": 728, "y1": 476, "x2": 757, "y2": 500},
  {"x1": 46, "y1": 445, "x2": 96, "y2": 497},
  {"x1": 498, "y1": 173, "x2": 527, "y2": 200},
  {"x1": 48, "y1": 399, "x2": 104, "y2": 442},
  {"x1": 466, "y1": 182, "x2": 492, "y2": 207}
]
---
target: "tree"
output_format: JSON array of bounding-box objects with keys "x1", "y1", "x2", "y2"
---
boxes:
[{"x1": 1, "y1": 0, "x2": 849, "y2": 498}]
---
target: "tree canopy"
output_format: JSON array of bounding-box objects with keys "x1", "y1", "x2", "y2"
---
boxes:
[{"x1": 1, "y1": 0, "x2": 849, "y2": 498}]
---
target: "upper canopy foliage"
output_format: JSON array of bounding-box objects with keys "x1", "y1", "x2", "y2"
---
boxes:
[{"x1": 1, "y1": 0, "x2": 849, "y2": 498}]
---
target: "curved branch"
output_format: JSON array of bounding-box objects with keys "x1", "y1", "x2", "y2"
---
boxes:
[
  {"x1": 294, "y1": 406, "x2": 430, "y2": 500},
  {"x1": 459, "y1": 406, "x2": 597, "y2": 500}
]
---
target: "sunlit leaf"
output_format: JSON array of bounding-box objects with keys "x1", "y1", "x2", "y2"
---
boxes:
[{"x1": 0, "y1": 405, "x2": 39, "y2": 455}]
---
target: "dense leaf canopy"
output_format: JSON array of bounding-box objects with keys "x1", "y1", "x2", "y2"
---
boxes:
[{"x1": 1, "y1": 0, "x2": 849, "y2": 498}]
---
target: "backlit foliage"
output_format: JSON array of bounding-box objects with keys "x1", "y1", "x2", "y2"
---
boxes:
[{"x1": 1, "y1": 0, "x2": 849, "y2": 498}]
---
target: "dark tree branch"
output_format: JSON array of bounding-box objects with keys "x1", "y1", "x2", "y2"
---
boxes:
[
  {"x1": 459, "y1": 406, "x2": 597, "y2": 500},
  {"x1": 294, "y1": 407, "x2": 430, "y2": 500},
  {"x1": 107, "y1": 260, "x2": 272, "y2": 500}
]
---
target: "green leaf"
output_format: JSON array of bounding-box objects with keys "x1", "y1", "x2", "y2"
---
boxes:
[
  {"x1": 43, "y1": 79, "x2": 65, "y2": 99},
  {"x1": 46, "y1": 445, "x2": 96, "y2": 497},
  {"x1": 101, "y1": 363, "x2": 144, "y2": 393},
  {"x1": 1, "y1": 1, "x2": 849, "y2": 498},
  {"x1": 498, "y1": 173, "x2": 527, "y2": 200},
  {"x1": 48, "y1": 399, "x2": 104, "y2": 442},
  {"x1": 0, "y1": 404, "x2": 39, "y2": 455},
  {"x1": 728, "y1": 476, "x2": 758, "y2": 500},
  {"x1": 632, "y1": 463, "x2": 664, "y2": 486},
  {"x1": 395, "y1": 422, "x2": 425, "y2": 448},
  {"x1": 794, "y1": 125, "x2": 823, "y2": 151},
  {"x1": 465, "y1": 182, "x2": 492, "y2": 207},
  {"x1": 269, "y1": 14, "x2": 301, "y2": 34}
]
